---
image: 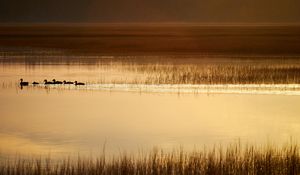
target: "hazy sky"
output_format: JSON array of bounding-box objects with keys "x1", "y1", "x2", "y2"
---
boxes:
[{"x1": 1, "y1": 0, "x2": 300, "y2": 23}]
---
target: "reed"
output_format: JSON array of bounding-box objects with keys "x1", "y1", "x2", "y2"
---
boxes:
[
  {"x1": 102, "y1": 61, "x2": 300, "y2": 85},
  {"x1": 1, "y1": 144, "x2": 300, "y2": 175}
]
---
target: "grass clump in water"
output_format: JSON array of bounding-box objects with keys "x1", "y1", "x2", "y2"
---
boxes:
[
  {"x1": 93, "y1": 59, "x2": 300, "y2": 85},
  {"x1": 130, "y1": 63, "x2": 300, "y2": 85}
]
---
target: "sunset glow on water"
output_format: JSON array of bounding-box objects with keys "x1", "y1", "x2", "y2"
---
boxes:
[
  {"x1": 1, "y1": 23, "x2": 300, "y2": 173},
  {"x1": 1, "y1": 57, "x2": 300, "y2": 159}
]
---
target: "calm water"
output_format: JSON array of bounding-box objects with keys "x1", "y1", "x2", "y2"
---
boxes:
[{"x1": 1, "y1": 61, "x2": 300, "y2": 158}]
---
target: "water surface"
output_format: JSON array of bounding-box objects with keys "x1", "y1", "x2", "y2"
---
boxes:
[{"x1": 1, "y1": 62, "x2": 300, "y2": 158}]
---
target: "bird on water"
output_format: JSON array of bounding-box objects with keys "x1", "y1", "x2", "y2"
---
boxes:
[
  {"x1": 20, "y1": 79, "x2": 29, "y2": 86},
  {"x1": 32, "y1": 81, "x2": 39, "y2": 85},
  {"x1": 63, "y1": 80, "x2": 74, "y2": 84},
  {"x1": 44, "y1": 79, "x2": 53, "y2": 85},
  {"x1": 52, "y1": 79, "x2": 63, "y2": 84},
  {"x1": 74, "y1": 81, "x2": 85, "y2": 85}
]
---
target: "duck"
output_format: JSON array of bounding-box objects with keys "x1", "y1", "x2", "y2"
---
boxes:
[
  {"x1": 20, "y1": 79, "x2": 29, "y2": 86},
  {"x1": 52, "y1": 79, "x2": 63, "y2": 84},
  {"x1": 63, "y1": 80, "x2": 74, "y2": 84},
  {"x1": 74, "y1": 81, "x2": 85, "y2": 85},
  {"x1": 44, "y1": 79, "x2": 53, "y2": 85},
  {"x1": 32, "y1": 81, "x2": 39, "y2": 85}
]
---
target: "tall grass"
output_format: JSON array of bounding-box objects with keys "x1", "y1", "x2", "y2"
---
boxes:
[
  {"x1": 107, "y1": 62, "x2": 300, "y2": 85},
  {"x1": 2, "y1": 52, "x2": 300, "y2": 85},
  {"x1": 1, "y1": 144, "x2": 300, "y2": 175},
  {"x1": 2, "y1": 54, "x2": 300, "y2": 85}
]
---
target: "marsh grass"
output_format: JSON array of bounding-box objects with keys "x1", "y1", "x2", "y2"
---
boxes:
[
  {"x1": 121, "y1": 62, "x2": 300, "y2": 85},
  {"x1": 88, "y1": 60, "x2": 300, "y2": 85},
  {"x1": 1, "y1": 144, "x2": 300, "y2": 175},
  {"x1": 2, "y1": 53, "x2": 300, "y2": 85}
]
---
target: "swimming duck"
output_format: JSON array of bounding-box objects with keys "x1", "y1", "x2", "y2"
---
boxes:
[
  {"x1": 63, "y1": 80, "x2": 74, "y2": 84},
  {"x1": 52, "y1": 79, "x2": 63, "y2": 84},
  {"x1": 20, "y1": 79, "x2": 29, "y2": 86},
  {"x1": 74, "y1": 81, "x2": 85, "y2": 85},
  {"x1": 44, "y1": 79, "x2": 53, "y2": 85},
  {"x1": 32, "y1": 81, "x2": 39, "y2": 85}
]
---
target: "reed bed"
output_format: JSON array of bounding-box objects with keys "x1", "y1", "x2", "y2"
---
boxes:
[
  {"x1": 2, "y1": 52, "x2": 300, "y2": 85},
  {"x1": 122, "y1": 63, "x2": 300, "y2": 85},
  {"x1": 91, "y1": 61, "x2": 300, "y2": 85},
  {"x1": 1, "y1": 144, "x2": 300, "y2": 175}
]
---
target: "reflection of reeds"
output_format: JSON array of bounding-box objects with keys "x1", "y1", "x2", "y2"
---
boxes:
[{"x1": 1, "y1": 144, "x2": 300, "y2": 174}]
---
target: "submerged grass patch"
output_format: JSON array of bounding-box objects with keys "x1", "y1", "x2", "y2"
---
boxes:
[{"x1": 1, "y1": 144, "x2": 300, "y2": 175}]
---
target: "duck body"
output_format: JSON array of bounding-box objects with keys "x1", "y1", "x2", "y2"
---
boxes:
[
  {"x1": 20, "y1": 82, "x2": 29, "y2": 86},
  {"x1": 63, "y1": 80, "x2": 74, "y2": 84},
  {"x1": 32, "y1": 81, "x2": 39, "y2": 85},
  {"x1": 52, "y1": 79, "x2": 63, "y2": 84},
  {"x1": 20, "y1": 79, "x2": 29, "y2": 86},
  {"x1": 44, "y1": 80, "x2": 54, "y2": 85},
  {"x1": 74, "y1": 81, "x2": 85, "y2": 85}
]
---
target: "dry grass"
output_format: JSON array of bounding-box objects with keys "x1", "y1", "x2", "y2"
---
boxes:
[
  {"x1": 113, "y1": 61, "x2": 300, "y2": 85},
  {"x1": 2, "y1": 53, "x2": 300, "y2": 85},
  {"x1": 1, "y1": 144, "x2": 300, "y2": 175}
]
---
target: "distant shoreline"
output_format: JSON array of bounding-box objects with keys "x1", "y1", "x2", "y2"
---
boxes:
[
  {"x1": 0, "y1": 25, "x2": 300, "y2": 55},
  {"x1": 1, "y1": 22, "x2": 300, "y2": 27}
]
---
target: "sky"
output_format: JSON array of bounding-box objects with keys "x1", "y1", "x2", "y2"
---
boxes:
[{"x1": 1, "y1": 0, "x2": 300, "y2": 23}]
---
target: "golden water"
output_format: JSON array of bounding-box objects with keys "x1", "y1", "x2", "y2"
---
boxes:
[{"x1": 1, "y1": 62, "x2": 300, "y2": 158}]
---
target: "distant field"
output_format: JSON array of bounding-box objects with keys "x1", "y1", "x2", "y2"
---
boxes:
[{"x1": 0, "y1": 24, "x2": 300, "y2": 56}]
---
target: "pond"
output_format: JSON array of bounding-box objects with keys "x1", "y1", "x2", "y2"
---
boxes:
[{"x1": 1, "y1": 59, "x2": 300, "y2": 159}]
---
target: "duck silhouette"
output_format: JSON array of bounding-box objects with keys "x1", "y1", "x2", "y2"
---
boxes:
[
  {"x1": 74, "y1": 81, "x2": 85, "y2": 85},
  {"x1": 32, "y1": 81, "x2": 39, "y2": 85},
  {"x1": 63, "y1": 80, "x2": 74, "y2": 84},
  {"x1": 44, "y1": 79, "x2": 53, "y2": 85},
  {"x1": 52, "y1": 79, "x2": 63, "y2": 84},
  {"x1": 20, "y1": 79, "x2": 29, "y2": 86}
]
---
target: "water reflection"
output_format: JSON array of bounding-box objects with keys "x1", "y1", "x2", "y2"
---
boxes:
[
  {"x1": 14, "y1": 82, "x2": 300, "y2": 95},
  {"x1": 1, "y1": 87, "x2": 300, "y2": 158},
  {"x1": 1, "y1": 61, "x2": 300, "y2": 158}
]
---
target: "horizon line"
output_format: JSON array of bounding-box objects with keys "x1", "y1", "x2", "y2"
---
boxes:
[{"x1": 1, "y1": 22, "x2": 300, "y2": 27}]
